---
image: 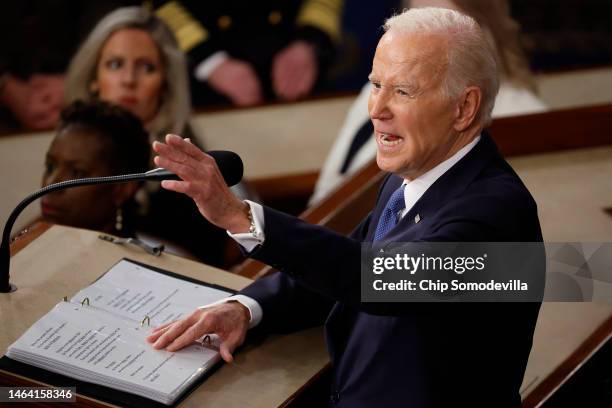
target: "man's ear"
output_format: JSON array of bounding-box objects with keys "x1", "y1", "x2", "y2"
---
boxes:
[
  {"x1": 112, "y1": 182, "x2": 139, "y2": 208},
  {"x1": 453, "y1": 86, "x2": 481, "y2": 132}
]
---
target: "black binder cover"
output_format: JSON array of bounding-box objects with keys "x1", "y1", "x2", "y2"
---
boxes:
[{"x1": 0, "y1": 258, "x2": 238, "y2": 407}]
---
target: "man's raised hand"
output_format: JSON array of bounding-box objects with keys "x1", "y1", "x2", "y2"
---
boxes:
[{"x1": 152, "y1": 134, "x2": 251, "y2": 234}]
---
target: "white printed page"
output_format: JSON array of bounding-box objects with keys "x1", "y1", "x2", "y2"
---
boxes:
[
  {"x1": 71, "y1": 260, "x2": 232, "y2": 326},
  {"x1": 8, "y1": 301, "x2": 219, "y2": 401}
]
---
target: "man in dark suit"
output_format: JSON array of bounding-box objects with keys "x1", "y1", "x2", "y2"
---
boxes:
[
  {"x1": 147, "y1": 7, "x2": 542, "y2": 407},
  {"x1": 152, "y1": 0, "x2": 342, "y2": 106}
]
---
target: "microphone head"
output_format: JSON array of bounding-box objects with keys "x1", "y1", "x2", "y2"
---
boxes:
[
  {"x1": 207, "y1": 150, "x2": 244, "y2": 187},
  {"x1": 145, "y1": 150, "x2": 243, "y2": 186}
]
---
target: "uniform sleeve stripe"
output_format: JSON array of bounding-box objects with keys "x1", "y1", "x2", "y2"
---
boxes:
[{"x1": 155, "y1": 1, "x2": 209, "y2": 51}]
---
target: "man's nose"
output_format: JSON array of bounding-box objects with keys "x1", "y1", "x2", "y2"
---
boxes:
[{"x1": 369, "y1": 91, "x2": 392, "y2": 120}]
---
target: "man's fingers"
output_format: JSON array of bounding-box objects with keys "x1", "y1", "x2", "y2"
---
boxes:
[
  {"x1": 149, "y1": 321, "x2": 175, "y2": 335},
  {"x1": 146, "y1": 325, "x2": 171, "y2": 343},
  {"x1": 272, "y1": 58, "x2": 292, "y2": 94},
  {"x1": 166, "y1": 316, "x2": 214, "y2": 352},
  {"x1": 153, "y1": 140, "x2": 199, "y2": 170},
  {"x1": 229, "y1": 76, "x2": 263, "y2": 106},
  {"x1": 277, "y1": 75, "x2": 299, "y2": 98},
  {"x1": 165, "y1": 328, "x2": 201, "y2": 352},
  {"x1": 153, "y1": 148, "x2": 221, "y2": 200},
  {"x1": 160, "y1": 179, "x2": 190, "y2": 194},
  {"x1": 153, "y1": 138, "x2": 217, "y2": 182},
  {"x1": 219, "y1": 342, "x2": 234, "y2": 363},
  {"x1": 218, "y1": 329, "x2": 246, "y2": 363},
  {"x1": 273, "y1": 74, "x2": 291, "y2": 97},
  {"x1": 165, "y1": 134, "x2": 208, "y2": 161},
  {"x1": 148, "y1": 304, "x2": 248, "y2": 364},
  {"x1": 272, "y1": 40, "x2": 316, "y2": 101},
  {"x1": 153, "y1": 155, "x2": 215, "y2": 195},
  {"x1": 153, "y1": 139, "x2": 200, "y2": 169},
  {"x1": 233, "y1": 89, "x2": 262, "y2": 107},
  {"x1": 217, "y1": 323, "x2": 247, "y2": 362},
  {"x1": 152, "y1": 313, "x2": 199, "y2": 350},
  {"x1": 287, "y1": 67, "x2": 315, "y2": 98},
  {"x1": 153, "y1": 155, "x2": 196, "y2": 180},
  {"x1": 274, "y1": 64, "x2": 314, "y2": 100},
  {"x1": 151, "y1": 321, "x2": 185, "y2": 349}
]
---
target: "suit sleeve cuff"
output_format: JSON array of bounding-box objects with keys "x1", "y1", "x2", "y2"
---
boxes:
[
  {"x1": 194, "y1": 51, "x2": 229, "y2": 81},
  {"x1": 227, "y1": 200, "x2": 265, "y2": 252},
  {"x1": 198, "y1": 294, "x2": 263, "y2": 329}
]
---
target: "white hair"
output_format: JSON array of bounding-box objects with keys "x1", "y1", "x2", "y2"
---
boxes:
[
  {"x1": 384, "y1": 7, "x2": 499, "y2": 126},
  {"x1": 65, "y1": 7, "x2": 191, "y2": 142}
]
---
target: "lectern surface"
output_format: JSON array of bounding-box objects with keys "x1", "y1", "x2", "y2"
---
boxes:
[{"x1": 0, "y1": 225, "x2": 329, "y2": 407}]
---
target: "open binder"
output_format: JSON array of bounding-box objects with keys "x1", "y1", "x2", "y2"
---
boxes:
[{"x1": 2, "y1": 258, "x2": 236, "y2": 407}]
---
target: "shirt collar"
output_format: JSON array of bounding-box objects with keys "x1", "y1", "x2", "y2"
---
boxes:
[{"x1": 400, "y1": 135, "x2": 481, "y2": 216}]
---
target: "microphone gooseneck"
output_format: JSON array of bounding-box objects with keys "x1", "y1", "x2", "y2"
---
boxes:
[
  {"x1": 0, "y1": 150, "x2": 243, "y2": 293},
  {"x1": 0, "y1": 173, "x2": 162, "y2": 293}
]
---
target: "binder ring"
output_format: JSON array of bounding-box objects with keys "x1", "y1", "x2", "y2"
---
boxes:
[
  {"x1": 81, "y1": 297, "x2": 90, "y2": 306},
  {"x1": 141, "y1": 316, "x2": 151, "y2": 327},
  {"x1": 200, "y1": 334, "x2": 219, "y2": 352}
]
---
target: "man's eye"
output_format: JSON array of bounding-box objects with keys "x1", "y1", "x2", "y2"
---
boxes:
[
  {"x1": 371, "y1": 81, "x2": 382, "y2": 90},
  {"x1": 396, "y1": 89, "x2": 411, "y2": 97},
  {"x1": 44, "y1": 162, "x2": 54, "y2": 175}
]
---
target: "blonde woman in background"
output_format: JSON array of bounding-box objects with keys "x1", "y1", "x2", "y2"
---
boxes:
[
  {"x1": 310, "y1": 0, "x2": 547, "y2": 205},
  {"x1": 65, "y1": 6, "x2": 192, "y2": 143},
  {"x1": 65, "y1": 6, "x2": 238, "y2": 266}
]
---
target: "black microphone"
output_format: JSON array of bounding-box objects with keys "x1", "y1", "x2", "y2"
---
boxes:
[{"x1": 0, "y1": 150, "x2": 243, "y2": 293}]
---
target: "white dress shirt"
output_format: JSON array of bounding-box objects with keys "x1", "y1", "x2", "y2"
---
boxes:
[
  {"x1": 208, "y1": 135, "x2": 481, "y2": 327},
  {"x1": 194, "y1": 51, "x2": 230, "y2": 81},
  {"x1": 399, "y1": 135, "x2": 480, "y2": 217}
]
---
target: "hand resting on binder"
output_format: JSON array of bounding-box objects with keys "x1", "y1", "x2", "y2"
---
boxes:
[{"x1": 146, "y1": 301, "x2": 250, "y2": 362}]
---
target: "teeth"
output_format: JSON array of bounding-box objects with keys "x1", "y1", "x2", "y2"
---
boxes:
[{"x1": 380, "y1": 133, "x2": 402, "y2": 146}]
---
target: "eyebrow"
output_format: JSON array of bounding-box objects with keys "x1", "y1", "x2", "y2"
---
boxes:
[
  {"x1": 136, "y1": 56, "x2": 162, "y2": 64},
  {"x1": 394, "y1": 82, "x2": 419, "y2": 89},
  {"x1": 100, "y1": 54, "x2": 123, "y2": 62},
  {"x1": 368, "y1": 75, "x2": 419, "y2": 90}
]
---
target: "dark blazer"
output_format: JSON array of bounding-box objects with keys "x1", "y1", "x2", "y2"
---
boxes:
[{"x1": 241, "y1": 135, "x2": 543, "y2": 407}]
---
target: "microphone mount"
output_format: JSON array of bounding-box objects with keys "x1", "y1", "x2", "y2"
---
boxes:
[
  {"x1": 1, "y1": 149, "x2": 243, "y2": 294},
  {"x1": 0, "y1": 169, "x2": 180, "y2": 293}
]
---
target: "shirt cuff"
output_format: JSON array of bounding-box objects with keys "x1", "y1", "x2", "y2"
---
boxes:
[
  {"x1": 194, "y1": 51, "x2": 229, "y2": 81},
  {"x1": 227, "y1": 200, "x2": 265, "y2": 253},
  {"x1": 198, "y1": 294, "x2": 263, "y2": 329}
]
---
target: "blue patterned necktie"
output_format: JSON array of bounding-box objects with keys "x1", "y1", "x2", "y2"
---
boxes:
[{"x1": 373, "y1": 185, "x2": 406, "y2": 241}]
